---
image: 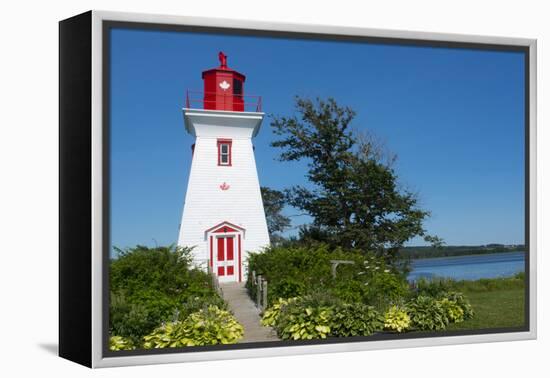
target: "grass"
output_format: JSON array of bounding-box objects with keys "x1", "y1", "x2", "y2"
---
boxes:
[
  {"x1": 445, "y1": 288, "x2": 525, "y2": 330},
  {"x1": 444, "y1": 274, "x2": 526, "y2": 331}
]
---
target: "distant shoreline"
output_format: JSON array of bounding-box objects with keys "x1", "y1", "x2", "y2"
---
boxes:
[
  {"x1": 399, "y1": 245, "x2": 525, "y2": 260},
  {"x1": 409, "y1": 250, "x2": 525, "y2": 262}
]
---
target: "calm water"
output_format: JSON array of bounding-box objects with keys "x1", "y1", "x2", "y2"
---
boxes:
[{"x1": 408, "y1": 251, "x2": 525, "y2": 281}]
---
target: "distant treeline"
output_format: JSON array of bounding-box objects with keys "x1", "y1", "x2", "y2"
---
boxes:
[{"x1": 398, "y1": 244, "x2": 525, "y2": 260}]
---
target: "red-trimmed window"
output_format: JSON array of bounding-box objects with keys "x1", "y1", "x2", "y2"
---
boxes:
[{"x1": 217, "y1": 139, "x2": 232, "y2": 166}]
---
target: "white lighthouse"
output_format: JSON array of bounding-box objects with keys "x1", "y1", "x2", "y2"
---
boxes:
[{"x1": 178, "y1": 52, "x2": 270, "y2": 283}]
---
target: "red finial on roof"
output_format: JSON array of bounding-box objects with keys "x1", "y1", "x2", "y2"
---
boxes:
[{"x1": 218, "y1": 51, "x2": 228, "y2": 69}]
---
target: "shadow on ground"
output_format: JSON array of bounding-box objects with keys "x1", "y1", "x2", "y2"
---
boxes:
[{"x1": 38, "y1": 343, "x2": 58, "y2": 356}]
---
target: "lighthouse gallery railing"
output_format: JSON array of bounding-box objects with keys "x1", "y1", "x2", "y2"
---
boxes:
[{"x1": 185, "y1": 90, "x2": 263, "y2": 112}]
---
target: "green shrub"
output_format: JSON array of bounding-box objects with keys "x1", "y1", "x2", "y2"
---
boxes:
[
  {"x1": 276, "y1": 302, "x2": 332, "y2": 340},
  {"x1": 410, "y1": 278, "x2": 474, "y2": 325},
  {"x1": 363, "y1": 270, "x2": 409, "y2": 309},
  {"x1": 261, "y1": 297, "x2": 298, "y2": 327},
  {"x1": 437, "y1": 298, "x2": 464, "y2": 323},
  {"x1": 444, "y1": 292, "x2": 474, "y2": 320},
  {"x1": 176, "y1": 295, "x2": 228, "y2": 320},
  {"x1": 270, "y1": 279, "x2": 307, "y2": 300},
  {"x1": 406, "y1": 295, "x2": 448, "y2": 331},
  {"x1": 109, "y1": 245, "x2": 223, "y2": 345},
  {"x1": 329, "y1": 303, "x2": 383, "y2": 337},
  {"x1": 109, "y1": 335, "x2": 135, "y2": 351},
  {"x1": 109, "y1": 290, "x2": 153, "y2": 346},
  {"x1": 246, "y1": 244, "x2": 336, "y2": 303},
  {"x1": 267, "y1": 295, "x2": 383, "y2": 339},
  {"x1": 330, "y1": 253, "x2": 408, "y2": 309},
  {"x1": 269, "y1": 294, "x2": 338, "y2": 340},
  {"x1": 143, "y1": 306, "x2": 243, "y2": 348},
  {"x1": 330, "y1": 280, "x2": 369, "y2": 304},
  {"x1": 110, "y1": 245, "x2": 194, "y2": 296},
  {"x1": 415, "y1": 277, "x2": 453, "y2": 298},
  {"x1": 247, "y1": 244, "x2": 408, "y2": 309},
  {"x1": 384, "y1": 306, "x2": 411, "y2": 333}
]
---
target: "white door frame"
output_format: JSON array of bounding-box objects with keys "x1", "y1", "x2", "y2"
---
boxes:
[
  {"x1": 205, "y1": 221, "x2": 245, "y2": 283},
  {"x1": 213, "y1": 233, "x2": 239, "y2": 283}
]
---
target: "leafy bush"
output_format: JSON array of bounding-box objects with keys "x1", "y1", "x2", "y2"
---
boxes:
[
  {"x1": 409, "y1": 278, "x2": 474, "y2": 326},
  {"x1": 248, "y1": 244, "x2": 478, "y2": 337},
  {"x1": 261, "y1": 297, "x2": 297, "y2": 327},
  {"x1": 384, "y1": 306, "x2": 411, "y2": 333},
  {"x1": 269, "y1": 278, "x2": 307, "y2": 300},
  {"x1": 406, "y1": 295, "x2": 448, "y2": 331},
  {"x1": 266, "y1": 295, "x2": 383, "y2": 339},
  {"x1": 247, "y1": 244, "x2": 408, "y2": 309},
  {"x1": 175, "y1": 295, "x2": 228, "y2": 320},
  {"x1": 109, "y1": 335, "x2": 135, "y2": 351},
  {"x1": 329, "y1": 303, "x2": 382, "y2": 337},
  {"x1": 109, "y1": 290, "x2": 152, "y2": 346},
  {"x1": 109, "y1": 245, "x2": 224, "y2": 346},
  {"x1": 444, "y1": 292, "x2": 474, "y2": 320},
  {"x1": 330, "y1": 280, "x2": 369, "y2": 304},
  {"x1": 276, "y1": 301, "x2": 332, "y2": 340},
  {"x1": 143, "y1": 306, "x2": 243, "y2": 348},
  {"x1": 247, "y1": 244, "x2": 336, "y2": 303},
  {"x1": 437, "y1": 298, "x2": 464, "y2": 323},
  {"x1": 363, "y1": 269, "x2": 409, "y2": 310},
  {"x1": 414, "y1": 277, "x2": 454, "y2": 298},
  {"x1": 111, "y1": 245, "x2": 194, "y2": 295}
]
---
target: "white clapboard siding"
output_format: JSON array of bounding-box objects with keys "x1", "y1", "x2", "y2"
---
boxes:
[{"x1": 178, "y1": 109, "x2": 270, "y2": 279}]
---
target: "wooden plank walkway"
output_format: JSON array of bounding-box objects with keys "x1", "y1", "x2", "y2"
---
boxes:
[{"x1": 220, "y1": 282, "x2": 279, "y2": 343}]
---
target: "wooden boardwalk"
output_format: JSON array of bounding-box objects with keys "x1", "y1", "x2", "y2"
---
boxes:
[{"x1": 220, "y1": 282, "x2": 279, "y2": 343}]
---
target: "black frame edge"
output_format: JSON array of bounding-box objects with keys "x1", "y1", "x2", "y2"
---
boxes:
[{"x1": 59, "y1": 10, "x2": 93, "y2": 368}]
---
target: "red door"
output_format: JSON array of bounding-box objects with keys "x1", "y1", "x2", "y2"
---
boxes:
[{"x1": 216, "y1": 236, "x2": 236, "y2": 280}]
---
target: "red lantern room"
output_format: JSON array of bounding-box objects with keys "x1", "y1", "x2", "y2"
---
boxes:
[{"x1": 201, "y1": 52, "x2": 245, "y2": 112}]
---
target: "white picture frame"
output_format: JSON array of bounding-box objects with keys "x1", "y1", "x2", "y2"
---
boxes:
[{"x1": 58, "y1": 10, "x2": 537, "y2": 368}]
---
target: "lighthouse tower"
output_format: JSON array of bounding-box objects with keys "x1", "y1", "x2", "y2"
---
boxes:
[{"x1": 178, "y1": 52, "x2": 270, "y2": 283}]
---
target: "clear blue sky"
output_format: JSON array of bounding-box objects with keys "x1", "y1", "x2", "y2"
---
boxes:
[{"x1": 109, "y1": 27, "x2": 525, "y2": 250}]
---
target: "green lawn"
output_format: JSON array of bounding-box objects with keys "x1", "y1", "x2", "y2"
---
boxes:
[{"x1": 445, "y1": 287, "x2": 525, "y2": 331}]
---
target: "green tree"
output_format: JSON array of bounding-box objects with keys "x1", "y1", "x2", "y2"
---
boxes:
[
  {"x1": 270, "y1": 97, "x2": 435, "y2": 262},
  {"x1": 261, "y1": 186, "x2": 291, "y2": 244}
]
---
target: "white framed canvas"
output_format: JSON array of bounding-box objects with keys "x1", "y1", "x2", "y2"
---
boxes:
[{"x1": 59, "y1": 10, "x2": 537, "y2": 368}]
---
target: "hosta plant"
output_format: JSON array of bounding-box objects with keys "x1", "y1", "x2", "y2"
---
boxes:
[
  {"x1": 261, "y1": 297, "x2": 297, "y2": 327},
  {"x1": 329, "y1": 303, "x2": 383, "y2": 337},
  {"x1": 445, "y1": 292, "x2": 474, "y2": 320},
  {"x1": 406, "y1": 295, "x2": 448, "y2": 331},
  {"x1": 275, "y1": 303, "x2": 332, "y2": 340},
  {"x1": 437, "y1": 298, "x2": 464, "y2": 323},
  {"x1": 109, "y1": 335, "x2": 135, "y2": 351},
  {"x1": 143, "y1": 305, "x2": 243, "y2": 348},
  {"x1": 143, "y1": 321, "x2": 191, "y2": 349},
  {"x1": 384, "y1": 306, "x2": 411, "y2": 333}
]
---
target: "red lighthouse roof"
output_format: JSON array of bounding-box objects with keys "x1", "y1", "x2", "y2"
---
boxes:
[
  {"x1": 201, "y1": 52, "x2": 246, "y2": 111},
  {"x1": 185, "y1": 52, "x2": 262, "y2": 112}
]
